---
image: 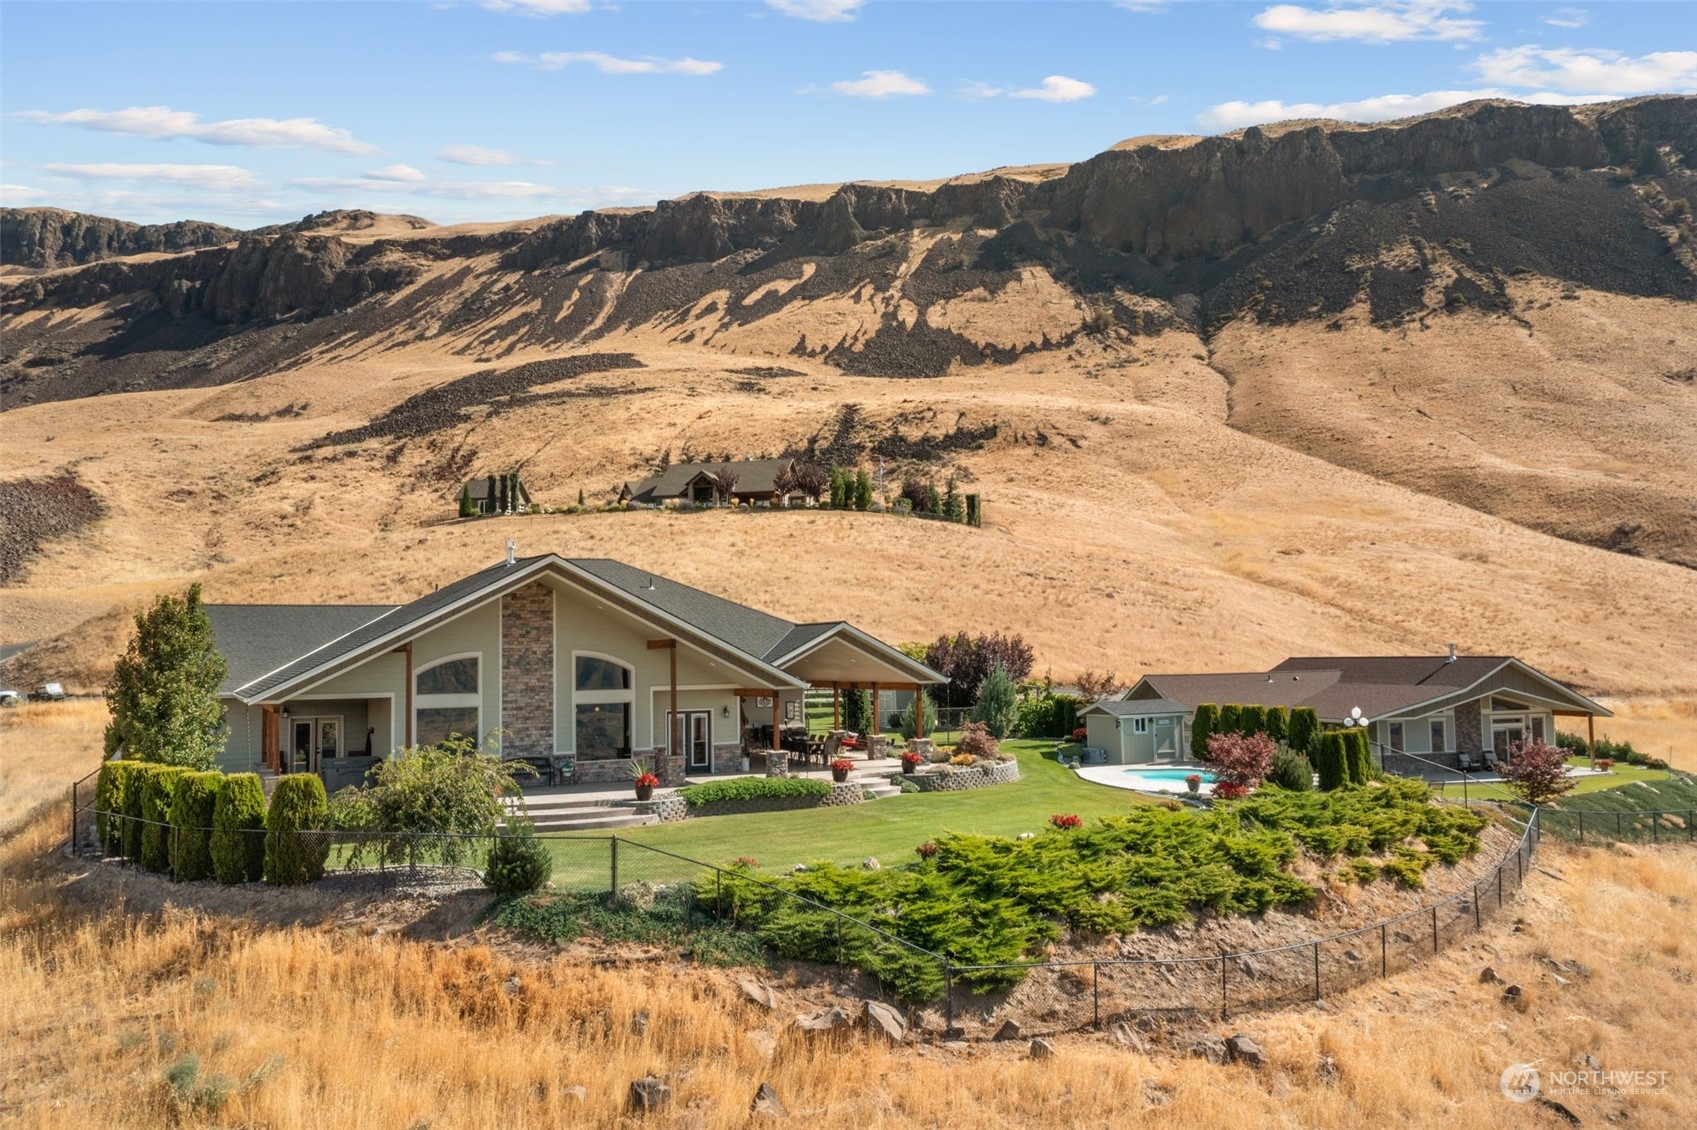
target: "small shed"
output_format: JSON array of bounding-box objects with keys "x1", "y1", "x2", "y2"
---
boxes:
[{"x1": 1080, "y1": 698, "x2": 1190, "y2": 764}]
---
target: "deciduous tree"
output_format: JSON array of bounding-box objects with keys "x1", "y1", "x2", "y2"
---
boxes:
[
  {"x1": 105, "y1": 584, "x2": 228, "y2": 769},
  {"x1": 1497, "y1": 739, "x2": 1579, "y2": 807}
]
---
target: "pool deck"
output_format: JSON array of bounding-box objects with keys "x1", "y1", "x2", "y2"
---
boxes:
[{"x1": 1075, "y1": 763, "x2": 1215, "y2": 796}]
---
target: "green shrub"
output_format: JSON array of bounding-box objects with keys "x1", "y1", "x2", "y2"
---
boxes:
[
  {"x1": 484, "y1": 819, "x2": 553, "y2": 894},
  {"x1": 1340, "y1": 858, "x2": 1380, "y2": 884},
  {"x1": 264, "y1": 774, "x2": 329, "y2": 886},
  {"x1": 1554, "y1": 730, "x2": 1588, "y2": 755},
  {"x1": 331, "y1": 736, "x2": 525, "y2": 870},
  {"x1": 1267, "y1": 748, "x2": 1314, "y2": 791},
  {"x1": 1342, "y1": 729, "x2": 1373, "y2": 784},
  {"x1": 140, "y1": 766, "x2": 191, "y2": 873},
  {"x1": 95, "y1": 759, "x2": 141, "y2": 856},
  {"x1": 1265, "y1": 706, "x2": 1289, "y2": 743},
  {"x1": 679, "y1": 777, "x2": 831, "y2": 806},
  {"x1": 211, "y1": 773, "x2": 268, "y2": 884},
  {"x1": 1314, "y1": 732, "x2": 1348, "y2": 791},
  {"x1": 971, "y1": 664, "x2": 1020, "y2": 739},
  {"x1": 1190, "y1": 704, "x2": 1219, "y2": 759},
  {"x1": 1237, "y1": 704, "x2": 1268, "y2": 737},
  {"x1": 121, "y1": 763, "x2": 160, "y2": 861},
  {"x1": 1288, "y1": 708, "x2": 1320, "y2": 755},
  {"x1": 168, "y1": 771, "x2": 222, "y2": 882},
  {"x1": 1218, "y1": 704, "x2": 1242, "y2": 735},
  {"x1": 1645, "y1": 756, "x2": 1670, "y2": 771},
  {"x1": 1623, "y1": 748, "x2": 1649, "y2": 767},
  {"x1": 1016, "y1": 693, "x2": 1080, "y2": 739}
]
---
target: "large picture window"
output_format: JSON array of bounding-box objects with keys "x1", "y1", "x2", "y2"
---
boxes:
[
  {"x1": 415, "y1": 654, "x2": 480, "y2": 747},
  {"x1": 573, "y1": 653, "x2": 634, "y2": 759}
]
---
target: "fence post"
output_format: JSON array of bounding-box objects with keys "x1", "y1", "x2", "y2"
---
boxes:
[
  {"x1": 1653, "y1": 813, "x2": 1659, "y2": 844},
  {"x1": 1473, "y1": 883, "x2": 1481, "y2": 929},
  {"x1": 944, "y1": 959, "x2": 954, "y2": 1036},
  {"x1": 1616, "y1": 811, "x2": 1623, "y2": 840},
  {"x1": 171, "y1": 824, "x2": 181, "y2": 882},
  {"x1": 715, "y1": 870, "x2": 722, "y2": 918},
  {"x1": 610, "y1": 835, "x2": 619, "y2": 895},
  {"x1": 71, "y1": 778, "x2": 78, "y2": 852},
  {"x1": 1220, "y1": 955, "x2": 1229, "y2": 1019},
  {"x1": 1497, "y1": 865, "x2": 1503, "y2": 908},
  {"x1": 1380, "y1": 923, "x2": 1388, "y2": 978},
  {"x1": 1431, "y1": 905, "x2": 1439, "y2": 955},
  {"x1": 835, "y1": 913, "x2": 844, "y2": 966},
  {"x1": 1313, "y1": 942, "x2": 1321, "y2": 1001},
  {"x1": 1093, "y1": 962, "x2": 1100, "y2": 1029}
]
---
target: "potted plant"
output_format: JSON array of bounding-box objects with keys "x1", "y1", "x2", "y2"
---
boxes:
[
  {"x1": 900, "y1": 751, "x2": 924, "y2": 776},
  {"x1": 630, "y1": 759, "x2": 659, "y2": 801},
  {"x1": 830, "y1": 757, "x2": 855, "y2": 784},
  {"x1": 1185, "y1": 773, "x2": 1202, "y2": 795}
]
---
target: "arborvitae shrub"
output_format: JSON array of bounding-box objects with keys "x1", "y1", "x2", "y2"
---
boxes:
[
  {"x1": 211, "y1": 773, "x2": 268, "y2": 884},
  {"x1": 458, "y1": 483, "x2": 474, "y2": 518},
  {"x1": 265, "y1": 774, "x2": 329, "y2": 886},
  {"x1": 95, "y1": 759, "x2": 140, "y2": 856},
  {"x1": 1238, "y1": 704, "x2": 1268, "y2": 737},
  {"x1": 1289, "y1": 708, "x2": 1320, "y2": 755},
  {"x1": 1218, "y1": 704, "x2": 1242, "y2": 735},
  {"x1": 1267, "y1": 748, "x2": 1314, "y2": 791},
  {"x1": 121, "y1": 763, "x2": 159, "y2": 861},
  {"x1": 1315, "y1": 732, "x2": 1348, "y2": 791},
  {"x1": 140, "y1": 766, "x2": 191, "y2": 873},
  {"x1": 484, "y1": 818, "x2": 553, "y2": 894},
  {"x1": 1190, "y1": 704, "x2": 1219, "y2": 760},
  {"x1": 169, "y1": 771, "x2": 223, "y2": 882},
  {"x1": 1265, "y1": 706, "x2": 1289, "y2": 743},
  {"x1": 1344, "y1": 729, "x2": 1373, "y2": 784}
]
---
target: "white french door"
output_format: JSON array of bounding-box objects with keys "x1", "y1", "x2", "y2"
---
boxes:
[{"x1": 666, "y1": 711, "x2": 713, "y2": 771}]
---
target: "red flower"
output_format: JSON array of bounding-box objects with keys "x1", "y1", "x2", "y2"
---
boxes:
[
  {"x1": 634, "y1": 771, "x2": 660, "y2": 788},
  {"x1": 733, "y1": 856, "x2": 758, "y2": 869},
  {"x1": 1212, "y1": 781, "x2": 1249, "y2": 800},
  {"x1": 1049, "y1": 813, "x2": 1083, "y2": 830},
  {"x1": 900, "y1": 751, "x2": 925, "y2": 765},
  {"x1": 915, "y1": 841, "x2": 939, "y2": 859},
  {"x1": 830, "y1": 758, "x2": 855, "y2": 773}
]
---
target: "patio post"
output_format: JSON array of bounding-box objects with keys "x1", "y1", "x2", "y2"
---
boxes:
[
  {"x1": 916, "y1": 682, "x2": 926, "y2": 739},
  {"x1": 832, "y1": 683, "x2": 840, "y2": 732},
  {"x1": 772, "y1": 695, "x2": 781, "y2": 754}
]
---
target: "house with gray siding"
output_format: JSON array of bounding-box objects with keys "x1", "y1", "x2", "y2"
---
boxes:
[{"x1": 208, "y1": 549, "x2": 942, "y2": 792}]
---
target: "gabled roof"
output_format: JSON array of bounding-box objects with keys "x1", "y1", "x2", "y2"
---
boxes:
[
  {"x1": 622, "y1": 458, "x2": 794, "y2": 503},
  {"x1": 213, "y1": 553, "x2": 941, "y2": 704},
  {"x1": 1130, "y1": 655, "x2": 1610, "y2": 721},
  {"x1": 208, "y1": 605, "x2": 395, "y2": 694},
  {"x1": 1081, "y1": 698, "x2": 1190, "y2": 717}
]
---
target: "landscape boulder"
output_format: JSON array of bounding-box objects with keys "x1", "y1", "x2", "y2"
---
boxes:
[
  {"x1": 750, "y1": 1082, "x2": 787, "y2": 1120},
  {"x1": 1226, "y1": 1034, "x2": 1267, "y2": 1068},
  {"x1": 795, "y1": 1005, "x2": 852, "y2": 1034},
  {"x1": 1029, "y1": 1037, "x2": 1056, "y2": 1060},
  {"x1": 992, "y1": 1019, "x2": 1024, "y2": 1042},
  {"x1": 740, "y1": 980, "x2": 777, "y2": 1010},
  {"x1": 862, "y1": 1000, "x2": 908, "y2": 1043},
  {"x1": 628, "y1": 1076, "x2": 671, "y2": 1114}
]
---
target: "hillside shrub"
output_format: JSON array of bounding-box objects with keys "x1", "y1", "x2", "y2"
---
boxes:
[
  {"x1": 168, "y1": 771, "x2": 223, "y2": 882},
  {"x1": 140, "y1": 766, "x2": 192, "y2": 873},
  {"x1": 1265, "y1": 706, "x2": 1289, "y2": 744},
  {"x1": 970, "y1": 665, "x2": 1020, "y2": 739},
  {"x1": 1288, "y1": 708, "x2": 1320, "y2": 755},
  {"x1": 955, "y1": 721, "x2": 1002, "y2": 761},
  {"x1": 678, "y1": 777, "x2": 831, "y2": 805},
  {"x1": 1190, "y1": 704, "x2": 1220, "y2": 759},
  {"x1": 1267, "y1": 748, "x2": 1314, "y2": 792},
  {"x1": 1314, "y1": 732, "x2": 1348, "y2": 791},
  {"x1": 485, "y1": 819, "x2": 553, "y2": 894},
  {"x1": 210, "y1": 773, "x2": 268, "y2": 884},
  {"x1": 330, "y1": 736, "x2": 526, "y2": 870},
  {"x1": 1217, "y1": 704, "x2": 1242, "y2": 735},
  {"x1": 1202, "y1": 731, "x2": 1277, "y2": 790},
  {"x1": 265, "y1": 774, "x2": 329, "y2": 886},
  {"x1": 95, "y1": 759, "x2": 141, "y2": 856},
  {"x1": 1237, "y1": 704, "x2": 1268, "y2": 737}
]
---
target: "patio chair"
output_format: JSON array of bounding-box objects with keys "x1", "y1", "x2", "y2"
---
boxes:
[
  {"x1": 1483, "y1": 749, "x2": 1504, "y2": 773},
  {"x1": 819, "y1": 732, "x2": 843, "y2": 762}
]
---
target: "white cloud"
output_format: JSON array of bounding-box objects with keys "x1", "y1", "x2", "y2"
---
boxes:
[
  {"x1": 14, "y1": 105, "x2": 376, "y2": 154},
  {"x1": 366, "y1": 164, "x2": 429, "y2": 183},
  {"x1": 1197, "y1": 87, "x2": 1617, "y2": 131},
  {"x1": 1252, "y1": 2, "x2": 1483, "y2": 44},
  {"x1": 1473, "y1": 46, "x2": 1697, "y2": 95},
  {"x1": 494, "y1": 50, "x2": 723, "y2": 75},
  {"x1": 830, "y1": 70, "x2": 931, "y2": 97},
  {"x1": 1011, "y1": 75, "x2": 1097, "y2": 103},
  {"x1": 1543, "y1": 7, "x2": 1588, "y2": 29},
  {"x1": 42, "y1": 162, "x2": 263, "y2": 191},
  {"x1": 437, "y1": 144, "x2": 529, "y2": 165},
  {"x1": 766, "y1": 0, "x2": 864, "y2": 20},
  {"x1": 1113, "y1": 2, "x2": 1169, "y2": 11},
  {"x1": 481, "y1": 0, "x2": 591, "y2": 15},
  {"x1": 1, "y1": 183, "x2": 51, "y2": 205}
]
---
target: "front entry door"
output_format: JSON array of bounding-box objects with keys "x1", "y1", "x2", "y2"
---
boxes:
[
  {"x1": 292, "y1": 721, "x2": 313, "y2": 774},
  {"x1": 288, "y1": 716, "x2": 341, "y2": 774},
  {"x1": 1152, "y1": 718, "x2": 1177, "y2": 759},
  {"x1": 667, "y1": 711, "x2": 712, "y2": 771}
]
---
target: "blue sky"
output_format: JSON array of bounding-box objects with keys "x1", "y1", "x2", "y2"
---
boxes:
[{"x1": 3, "y1": 1, "x2": 1693, "y2": 227}]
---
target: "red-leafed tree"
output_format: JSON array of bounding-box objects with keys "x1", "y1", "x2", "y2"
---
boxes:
[
  {"x1": 1202, "y1": 731, "x2": 1277, "y2": 791},
  {"x1": 1497, "y1": 739, "x2": 1579, "y2": 807}
]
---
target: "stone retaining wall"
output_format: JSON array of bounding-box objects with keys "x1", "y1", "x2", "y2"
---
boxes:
[
  {"x1": 642, "y1": 781, "x2": 866, "y2": 823},
  {"x1": 904, "y1": 760, "x2": 1021, "y2": 793}
]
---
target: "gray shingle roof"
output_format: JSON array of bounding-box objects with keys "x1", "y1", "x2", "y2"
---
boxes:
[
  {"x1": 208, "y1": 605, "x2": 396, "y2": 695},
  {"x1": 622, "y1": 459, "x2": 794, "y2": 504},
  {"x1": 1085, "y1": 698, "x2": 1190, "y2": 717},
  {"x1": 568, "y1": 558, "x2": 803, "y2": 659}
]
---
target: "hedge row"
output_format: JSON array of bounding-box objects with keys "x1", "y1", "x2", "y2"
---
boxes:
[
  {"x1": 677, "y1": 777, "x2": 832, "y2": 807},
  {"x1": 1192, "y1": 703, "x2": 1317, "y2": 756}
]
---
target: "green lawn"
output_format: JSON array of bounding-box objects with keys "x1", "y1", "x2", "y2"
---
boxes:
[
  {"x1": 604, "y1": 740, "x2": 1154, "y2": 871},
  {"x1": 1422, "y1": 758, "x2": 1673, "y2": 803}
]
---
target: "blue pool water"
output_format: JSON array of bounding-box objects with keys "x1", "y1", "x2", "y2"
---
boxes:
[{"x1": 1121, "y1": 768, "x2": 1217, "y2": 783}]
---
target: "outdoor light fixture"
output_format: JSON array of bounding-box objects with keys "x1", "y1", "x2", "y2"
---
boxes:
[{"x1": 722, "y1": 705, "x2": 731, "y2": 718}]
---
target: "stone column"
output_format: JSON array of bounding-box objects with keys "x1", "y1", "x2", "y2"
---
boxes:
[{"x1": 500, "y1": 582, "x2": 554, "y2": 758}]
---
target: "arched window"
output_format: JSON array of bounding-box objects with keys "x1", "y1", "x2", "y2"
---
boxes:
[
  {"x1": 574, "y1": 652, "x2": 633, "y2": 760},
  {"x1": 415, "y1": 653, "x2": 480, "y2": 747}
]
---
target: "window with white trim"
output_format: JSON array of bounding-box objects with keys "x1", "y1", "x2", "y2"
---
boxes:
[
  {"x1": 574, "y1": 653, "x2": 634, "y2": 759},
  {"x1": 1132, "y1": 717, "x2": 1148, "y2": 734},
  {"x1": 415, "y1": 654, "x2": 481, "y2": 747}
]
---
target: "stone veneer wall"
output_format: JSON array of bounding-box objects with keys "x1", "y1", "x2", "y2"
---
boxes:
[
  {"x1": 1383, "y1": 752, "x2": 1459, "y2": 776},
  {"x1": 1453, "y1": 699, "x2": 1483, "y2": 755},
  {"x1": 904, "y1": 760, "x2": 1022, "y2": 792},
  {"x1": 572, "y1": 754, "x2": 688, "y2": 786},
  {"x1": 500, "y1": 582, "x2": 554, "y2": 758}
]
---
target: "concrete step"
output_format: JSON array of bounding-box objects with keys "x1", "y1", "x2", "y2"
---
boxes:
[
  {"x1": 523, "y1": 810, "x2": 657, "y2": 833},
  {"x1": 860, "y1": 783, "x2": 903, "y2": 800},
  {"x1": 514, "y1": 795, "x2": 620, "y2": 816}
]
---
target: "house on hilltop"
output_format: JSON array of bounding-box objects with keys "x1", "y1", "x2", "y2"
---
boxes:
[
  {"x1": 618, "y1": 458, "x2": 802, "y2": 508},
  {"x1": 459, "y1": 474, "x2": 533, "y2": 516},
  {"x1": 1080, "y1": 650, "x2": 1610, "y2": 774}
]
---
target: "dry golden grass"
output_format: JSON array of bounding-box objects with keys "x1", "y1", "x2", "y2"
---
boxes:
[
  {"x1": 0, "y1": 700, "x2": 105, "y2": 832},
  {"x1": 2, "y1": 794, "x2": 1692, "y2": 1129}
]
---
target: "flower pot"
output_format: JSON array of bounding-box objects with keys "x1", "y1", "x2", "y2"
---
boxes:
[
  {"x1": 635, "y1": 783, "x2": 654, "y2": 802},
  {"x1": 901, "y1": 761, "x2": 916, "y2": 776},
  {"x1": 831, "y1": 767, "x2": 850, "y2": 783}
]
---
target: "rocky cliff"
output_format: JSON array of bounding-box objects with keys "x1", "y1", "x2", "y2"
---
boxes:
[{"x1": 1, "y1": 207, "x2": 241, "y2": 271}]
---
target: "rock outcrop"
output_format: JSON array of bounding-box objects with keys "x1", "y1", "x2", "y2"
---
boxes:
[{"x1": 1, "y1": 208, "x2": 240, "y2": 270}]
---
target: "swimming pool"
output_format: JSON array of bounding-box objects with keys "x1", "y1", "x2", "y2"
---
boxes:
[{"x1": 1116, "y1": 767, "x2": 1217, "y2": 794}]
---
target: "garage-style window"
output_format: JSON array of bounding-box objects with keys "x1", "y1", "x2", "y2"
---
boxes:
[{"x1": 415, "y1": 654, "x2": 480, "y2": 747}]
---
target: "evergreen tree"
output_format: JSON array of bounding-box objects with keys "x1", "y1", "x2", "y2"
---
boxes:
[
  {"x1": 854, "y1": 469, "x2": 873, "y2": 510},
  {"x1": 485, "y1": 474, "x2": 497, "y2": 515},
  {"x1": 929, "y1": 478, "x2": 943, "y2": 516},
  {"x1": 1218, "y1": 704, "x2": 1242, "y2": 736},
  {"x1": 577, "y1": 487, "x2": 586, "y2": 508},
  {"x1": 944, "y1": 477, "x2": 965, "y2": 523},
  {"x1": 1288, "y1": 707, "x2": 1320, "y2": 755},
  {"x1": 970, "y1": 664, "x2": 1020, "y2": 739},
  {"x1": 1190, "y1": 704, "x2": 1220, "y2": 760},
  {"x1": 1238, "y1": 704, "x2": 1268, "y2": 737},
  {"x1": 829, "y1": 467, "x2": 847, "y2": 509},
  {"x1": 1265, "y1": 706, "x2": 1289, "y2": 743},
  {"x1": 1314, "y1": 732, "x2": 1348, "y2": 790},
  {"x1": 841, "y1": 688, "x2": 872, "y2": 736},
  {"x1": 105, "y1": 584, "x2": 228, "y2": 769},
  {"x1": 458, "y1": 483, "x2": 475, "y2": 518}
]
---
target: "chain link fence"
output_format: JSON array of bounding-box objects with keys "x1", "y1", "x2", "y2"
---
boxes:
[{"x1": 1537, "y1": 807, "x2": 1695, "y2": 844}]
